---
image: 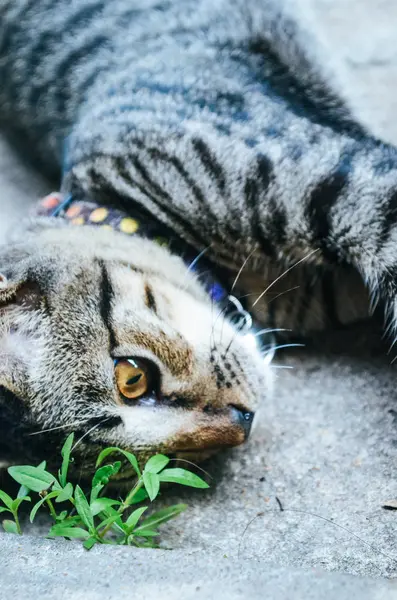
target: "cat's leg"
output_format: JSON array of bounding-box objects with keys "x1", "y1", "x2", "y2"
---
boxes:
[
  {"x1": 9, "y1": 0, "x2": 392, "y2": 336},
  {"x1": 67, "y1": 124, "x2": 397, "y2": 337},
  {"x1": 242, "y1": 130, "x2": 397, "y2": 337}
]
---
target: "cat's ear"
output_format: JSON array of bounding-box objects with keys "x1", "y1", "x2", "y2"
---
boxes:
[{"x1": 0, "y1": 270, "x2": 44, "y2": 397}]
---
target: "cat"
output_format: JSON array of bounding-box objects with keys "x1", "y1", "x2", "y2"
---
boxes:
[{"x1": 0, "y1": 0, "x2": 395, "y2": 473}]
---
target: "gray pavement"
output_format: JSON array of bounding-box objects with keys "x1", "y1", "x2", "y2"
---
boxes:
[
  {"x1": 0, "y1": 0, "x2": 397, "y2": 596},
  {"x1": 1, "y1": 535, "x2": 397, "y2": 599}
]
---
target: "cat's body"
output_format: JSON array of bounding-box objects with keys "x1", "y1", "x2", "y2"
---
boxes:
[{"x1": 0, "y1": 0, "x2": 395, "y2": 469}]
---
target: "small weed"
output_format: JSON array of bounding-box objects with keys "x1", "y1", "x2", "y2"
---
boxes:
[{"x1": 0, "y1": 433, "x2": 209, "y2": 549}]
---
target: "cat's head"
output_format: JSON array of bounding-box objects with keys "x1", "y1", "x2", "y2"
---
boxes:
[{"x1": 0, "y1": 220, "x2": 271, "y2": 475}]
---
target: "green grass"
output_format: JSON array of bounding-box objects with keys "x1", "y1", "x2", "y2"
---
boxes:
[{"x1": 0, "y1": 433, "x2": 209, "y2": 550}]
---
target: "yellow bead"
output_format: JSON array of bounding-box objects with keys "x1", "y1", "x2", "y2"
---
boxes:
[
  {"x1": 89, "y1": 207, "x2": 109, "y2": 223},
  {"x1": 119, "y1": 218, "x2": 139, "y2": 234},
  {"x1": 71, "y1": 217, "x2": 85, "y2": 226}
]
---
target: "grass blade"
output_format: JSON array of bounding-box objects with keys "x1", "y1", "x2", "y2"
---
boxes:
[
  {"x1": 143, "y1": 454, "x2": 169, "y2": 474},
  {"x1": 97, "y1": 506, "x2": 124, "y2": 534},
  {"x1": 48, "y1": 524, "x2": 90, "y2": 540},
  {"x1": 59, "y1": 433, "x2": 74, "y2": 487},
  {"x1": 92, "y1": 463, "x2": 121, "y2": 488},
  {"x1": 125, "y1": 506, "x2": 148, "y2": 532},
  {"x1": 97, "y1": 513, "x2": 125, "y2": 531},
  {"x1": 74, "y1": 486, "x2": 95, "y2": 533},
  {"x1": 142, "y1": 472, "x2": 160, "y2": 501},
  {"x1": 55, "y1": 482, "x2": 74, "y2": 504},
  {"x1": 158, "y1": 468, "x2": 209, "y2": 489},
  {"x1": 90, "y1": 498, "x2": 122, "y2": 517},
  {"x1": 30, "y1": 491, "x2": 59, "y2": 523},
  {"x1": 7, "y1": 466, "x2": 55, "y2": 493},
  {"x1": 11, "y1": 496, "x2": 31, "y2": 512},
  {"x1": 17, "y1": 485, "x2": 30, "y2": 499},
  {"x1": 2, "y1": 520, "x2": 19, "y2": 534},
  {"x1": 133, "y1": 529, "x2": 158, "y2": 538},
  {"x1": 134, "y1": 504, "x2": 187, "y2": 533},
  {"x1": 83, "y1": 537, "x2": 98, "y2": 550},
  {"x1": 0, "y1": 490, "x2": 14, "y2": 511},
  {"x1": 127, "y1": 488, "x2": 149, "y2": 505},
  {"x1": 96, "y1": 447, "x2": 140, "y2": 477}
]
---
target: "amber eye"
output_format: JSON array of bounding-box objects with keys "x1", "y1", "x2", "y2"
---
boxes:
[{"x1": 115, "y1": 358, "x2": 154, "y2": 401}]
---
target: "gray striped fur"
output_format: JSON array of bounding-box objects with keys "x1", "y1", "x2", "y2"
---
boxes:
[{"x1": 1, "y1": 0, "x2": 397, "y2": 334}]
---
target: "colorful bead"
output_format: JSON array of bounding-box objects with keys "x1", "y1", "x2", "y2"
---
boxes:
[
  {"x1": 66, "y1": 204, "x2": 82, "y2": 218},
  {"x1": 119, "y1": 217, "x2": 139, "y2": 234},
  {"x1": 35, "y1": 191, "x2": 231, "y2": 311},
  {"x1": 89, "y1": 207, "x2": 109, "y2": 223},
  {"x1": 40, "y1": 193, "x2": 61, "y2": 210}
]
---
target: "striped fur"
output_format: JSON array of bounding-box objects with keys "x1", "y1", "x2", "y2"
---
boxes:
[{"x1": 1, "y1": 0, "x2": 397, "y2": 334}]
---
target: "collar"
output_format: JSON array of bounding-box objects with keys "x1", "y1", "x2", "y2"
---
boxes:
[{"x1": 36, "y1": 192, "x2": 253, "y2": 332}]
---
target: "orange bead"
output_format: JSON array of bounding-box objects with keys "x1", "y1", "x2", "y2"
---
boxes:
[
  {"x1": 40, "y1": 193, "x2": 61, "y2": 210},
  {"x1": 65, "y1": 204, "x2": 82, "y2": 218}
]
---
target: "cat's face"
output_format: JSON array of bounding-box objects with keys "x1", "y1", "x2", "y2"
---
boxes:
[{"x1": 0, "y1": 222, "x2": 271, "y2": 475}]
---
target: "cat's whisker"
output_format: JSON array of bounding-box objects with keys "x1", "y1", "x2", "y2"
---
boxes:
[
  {"x1": 188, "y1": 246, "x2": 211, "y2": 271},
  {"x1": 267, "y1": 285, "x2": 301, "y2": 305},
  {"x1": 179, "y1": 272, "x2": 209, "y2": 296},
  {"x1": 253, "y1": 327, "x2": 291, "y2": 337},
  {"x1": 252, "y1": 248, "x2": 319, "y2": 308},
  {"x1": 26, "y1": 421, "x2": 86, "y2": 436},
  {"x1": 210, "y1": 303, "x2": 229, "y2": 351},
  {"x1": 230, "y1": 248, "x2": 256, "y2": 292},
  {"x1": 210, "y1": 275, "x2": 223, "y2": 354},
  {"x1": 180, "y1": 246, "x2": 212, "y2": 294},
  {"x1": 221, "y1": 263, "x2": 304, "y2": 358},
  {"x1": 266, "y1": 343, "x2": 305, "y2": 353},
  {"x1": 169, "y1": 458, "x2": 213, "y2": 480},
  {"x1": 71, "y1": 417, "x2": 111, "y2": 451},
  {"x1": 212, "y1": 251, "x2": 257, "y2": 353},
  {"x1": 219, "y1": 309, "x2": 227, "y2": 346},
  {"x1": 206, "y1": 245, "x2": 226, "y2": 355},
  {"x1": 271, "y1": 365, "x2": 294, "y2": 369},
  {"x1": 215, "y1": 297, "x2": 252, "y2": 352},
  {"x1": 222, "y1": 313, "x2": 292, "y2": 361},
  {"x1": 218, "y1": 307, "x2": 246, "y2": 347},
  {"x1": 221, "y1": 318, "x2": 246, "y2": 360}
]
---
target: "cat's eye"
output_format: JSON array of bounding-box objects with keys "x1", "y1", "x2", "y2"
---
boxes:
[{"x1": 114, "y1": 358, "x2": 156, "y2": 402}]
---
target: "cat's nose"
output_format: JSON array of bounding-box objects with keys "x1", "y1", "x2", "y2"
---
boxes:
[{"x1": 229, "y1": 406, "x2": 255, "y2": 440}]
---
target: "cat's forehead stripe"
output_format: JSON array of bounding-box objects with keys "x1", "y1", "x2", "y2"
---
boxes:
[
  {"x1": 144, "y1": 283, "x2": 157, "y2": 314},
  {"x1": 98, "y1": 260, "x2": 117, "y2": 350},
  {"x1": 96, "y1": 262, "x2": 193, "y2": 376}
]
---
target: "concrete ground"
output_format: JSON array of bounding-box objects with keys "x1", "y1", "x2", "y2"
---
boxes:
[
  {"x1": 0, "y1": 0, "x2": 397, "y2": 596},
  {"x1": 1, "y1": 537, "x2": 397, "y2": 600}
]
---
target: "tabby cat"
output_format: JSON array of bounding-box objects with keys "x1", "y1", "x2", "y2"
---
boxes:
[{"x1": 0, "y1": 0, "x2": 395, "y2": 472}]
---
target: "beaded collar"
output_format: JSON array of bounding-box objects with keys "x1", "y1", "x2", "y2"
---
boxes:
[{"x1": 36, "y1": 192, "x2": 253, "y2": 332}]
